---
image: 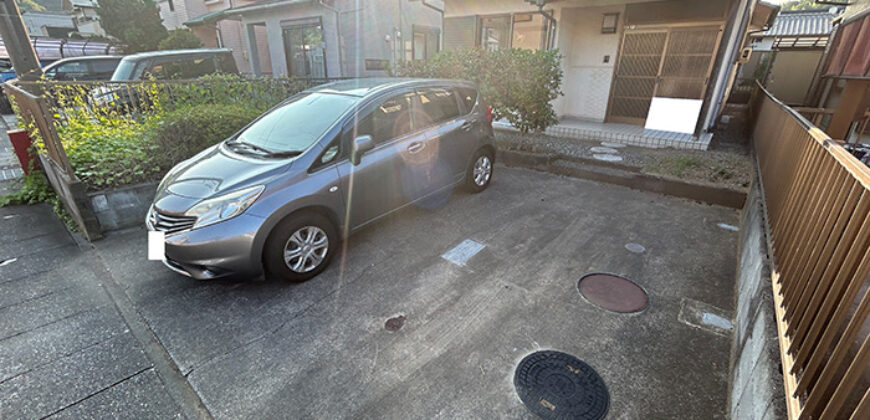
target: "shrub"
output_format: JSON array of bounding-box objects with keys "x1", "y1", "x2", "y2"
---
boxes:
[
  {"x1": 393, "y1": 48, "x2": 563, "y2": 133},
  {"x1": 59, "y1": 114, "x2": 163, "y2": 190},
  {"x1": 155, "y1": 103, "x2": 265, "y2": 164}
]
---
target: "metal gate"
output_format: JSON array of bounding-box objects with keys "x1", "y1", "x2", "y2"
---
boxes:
[{"x1": 608, "y1": 25, "x2": 722, "y2": 126}]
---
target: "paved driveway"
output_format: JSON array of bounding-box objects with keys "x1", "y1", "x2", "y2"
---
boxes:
[{"x1": 90, "y1": 166, "x2": 739, "y2": 419}]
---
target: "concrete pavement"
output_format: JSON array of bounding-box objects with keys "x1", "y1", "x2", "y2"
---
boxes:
[
  {"x1": 2, "y1": 166, "x2": 740, "y2": 418},
  {"x1": 0, "y1": 204, "x2": 188, "y2": 419}
]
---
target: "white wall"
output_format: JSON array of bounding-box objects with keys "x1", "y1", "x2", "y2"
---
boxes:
[{"x1": 558, "y1": 5, "x2": 624, "y2": 121}]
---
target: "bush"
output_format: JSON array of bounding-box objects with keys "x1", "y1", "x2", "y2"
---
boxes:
[
  {"x1": 393, "y1": 48, "x2": 563, "y2": 133},
  {"x1": 155, "y1": 104, "x2": 265, "y2": 164},
  {"x1": 59, "y1": 114, "x2": 163, "y2": 190},
  {"x1": 158, "y1": 29, "x2": 204, "y2": 50}
]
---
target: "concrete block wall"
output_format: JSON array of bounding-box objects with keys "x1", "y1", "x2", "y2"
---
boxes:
[
  {"x1": 728, "y1": 179, "x2": 786, "y2": 419},
  {"x1": 89, "y1": 182, "x2": 158, "y2": 232}
]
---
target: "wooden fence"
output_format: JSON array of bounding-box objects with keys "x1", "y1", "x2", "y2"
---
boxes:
[
  {"x1": 2, "y1": 82, "x2": 101, "y2": 239},
  {"x1": 751, "y1": 83, "x2": 870, "y2": 419}
]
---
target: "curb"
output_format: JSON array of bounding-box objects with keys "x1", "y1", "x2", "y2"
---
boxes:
[{"x1": 497, "y1": 149, "x2": 747, "y2": 209}]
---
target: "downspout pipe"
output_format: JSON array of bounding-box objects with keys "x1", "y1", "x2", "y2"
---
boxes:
[
  {"x1": 319, "y1": 0, "x2": 343, "y2": 77},
  {"x1": 420, "y1": 0, "x2": 444, "y2": 50},
  {"x1": 533, "y1": 0, "x2": 557, "y2": 49}
]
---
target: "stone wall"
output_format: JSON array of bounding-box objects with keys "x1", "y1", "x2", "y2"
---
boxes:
[{"x1": 728, "y1": 178, "x2": 786, "y2": 419}]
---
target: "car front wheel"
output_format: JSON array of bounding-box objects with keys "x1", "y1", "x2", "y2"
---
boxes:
[{"x1": 264, "y1": 212, "x2": 337, "y2": 282}]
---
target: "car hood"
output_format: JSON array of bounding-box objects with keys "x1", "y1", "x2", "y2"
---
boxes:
[{"x1": 153, "y1": 144, "x2": 292, "y2": 213}]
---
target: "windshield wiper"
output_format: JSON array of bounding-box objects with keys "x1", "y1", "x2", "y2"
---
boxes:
[
  {"x1": 264, "y1": 150, "x2": 303, "y2": 159},
  {"x1": 226, "y1": 139, "x2": 274, "y2": 154}
]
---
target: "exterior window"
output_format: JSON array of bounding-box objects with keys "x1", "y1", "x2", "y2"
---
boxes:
[
  {"x1": 480, "y1": 15, "x2": 510, "y2": 51},
  {"x1": 354, "y1": 93, "x2": 415, "y2": 144},
  {"x1": 416, "y1": 88, "x2": 460, "y2": 128},
  {"x1": 512, "y1": 13, "x2": 548, "y2": 50},
  {"x1": 412, "y1": 26, "x2": 440, "y2": 60},
  {"x1": 282, "y1": 18, "x2": 326, "y2": 78}
]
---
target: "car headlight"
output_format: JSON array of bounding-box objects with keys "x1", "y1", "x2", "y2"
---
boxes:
[{"x1": 184, "y1": 185, "x2": 264, "y2": 229}]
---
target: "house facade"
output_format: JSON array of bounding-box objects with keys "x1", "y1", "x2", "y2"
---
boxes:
[
  {"x1": 62, "y1": 0, "x2": 106, "y2": 36},
  {"x1": 184, "y1": 0, "x2": 443, "y2": 78},
  {"x1": 444, "y1": 0, "x2": 773, "y2": 147},
  {"x1": 742, "y1": 7, "x2": 840, "y2": 106},
  {"x1": 808, "y1": 0, "x2": 870, "y2": 142}
]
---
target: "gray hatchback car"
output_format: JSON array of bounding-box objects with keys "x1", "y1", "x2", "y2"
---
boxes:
[{"x1": 147, "y1": 78, "x2": 495, "y2": 281}]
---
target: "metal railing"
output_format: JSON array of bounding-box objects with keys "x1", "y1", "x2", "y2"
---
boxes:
[{"x1": 751, "y1": 82, "x2": 870, "y2": 419}]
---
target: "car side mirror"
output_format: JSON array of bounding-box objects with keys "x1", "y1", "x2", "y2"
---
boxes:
[{"x1": 351, "y1": 135, "x2": 374, "y2": 165}]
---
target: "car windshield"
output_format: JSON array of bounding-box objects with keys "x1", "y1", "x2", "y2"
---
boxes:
[{"x1": 232, "y1": 93, "x2": 357, "y2": 153}]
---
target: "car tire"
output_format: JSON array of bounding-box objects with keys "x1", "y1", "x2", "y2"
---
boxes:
[
  {"x1": 466, "y1": 148, "x2": 494, "y2": 193},
  {"x1": 264, "y1": 212, "x2": 337, "y2": 282}
]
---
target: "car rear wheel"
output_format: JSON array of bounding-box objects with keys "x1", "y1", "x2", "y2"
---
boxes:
[
  {"x1": 466, "y1": 149, "x2": 494, "y2": 193},
  {"x1": 264, "y1": 212, "x2": 337, "y2": 282}
]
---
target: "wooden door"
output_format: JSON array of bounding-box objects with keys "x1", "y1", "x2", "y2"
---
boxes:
[{"x1": 608, "y1": 30, "x2": 668, "y2": 125}]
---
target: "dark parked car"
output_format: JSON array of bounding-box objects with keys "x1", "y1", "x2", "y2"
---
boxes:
[
  {"x1": 147, "y1": 78, "x2": 496, "y2": 282},
  {"x1": 42, "y1": 56, "x2": 122, "y2": 81},
  {"x1": 110, "y1": 48, "x2": 238, "y2": 81}
]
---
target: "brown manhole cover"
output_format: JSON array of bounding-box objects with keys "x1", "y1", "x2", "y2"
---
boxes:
[{"x1": 578, "y1": 273, "x2": 648, "y2": 313}]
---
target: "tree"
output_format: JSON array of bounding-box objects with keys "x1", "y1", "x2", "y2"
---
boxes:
[
  {"x1": 781, "y1": 0, "x2": 823, "y2": 11},
  {"x1": 96, "y1": 0, "x2": 168, "y2": 53},
  {"x1": 158, "y1": 29, "x2": 203, "y2": 50}
]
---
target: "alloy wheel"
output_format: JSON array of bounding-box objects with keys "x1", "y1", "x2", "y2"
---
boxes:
[{"x1": 283, "y1": 226, "x2": 329, "y2": 273}]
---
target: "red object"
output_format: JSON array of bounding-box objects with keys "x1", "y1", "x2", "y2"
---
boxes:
[
  {"x1": 824, "y1": 14, "x2": 870, "y2": 79},
  {"x1": 484, "y1": 103, "x2": 494, "y2": 124},
  {"x1": 7, "y1": 129, "x2": 38, "y2": 175}
]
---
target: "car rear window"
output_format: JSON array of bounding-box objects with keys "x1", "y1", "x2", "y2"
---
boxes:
[
  {"x1": 456, "y1": 87, "x2": 478, "y2": 114},
  {"x1": 416, "y1": 88, "x2": 460, "y2": 128}
]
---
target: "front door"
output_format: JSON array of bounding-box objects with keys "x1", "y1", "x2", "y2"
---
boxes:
[
  {"x1": 282, "y1": 18, "x2": 327, "y2": 78},
  {"x1": 607, "y1": 26, "x2": 722, "y2": 126},
  {"x1": 336, "y1": 91, "x2": 424, "y2": 229}
]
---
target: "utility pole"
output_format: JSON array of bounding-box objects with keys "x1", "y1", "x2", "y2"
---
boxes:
[{"x1": 0, "y1": 0, "x2": 44, "y2": 82}]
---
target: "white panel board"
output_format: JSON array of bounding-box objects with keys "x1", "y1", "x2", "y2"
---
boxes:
[{"x1": 644, "y1": 97, "x2": 703, "y2": 134}]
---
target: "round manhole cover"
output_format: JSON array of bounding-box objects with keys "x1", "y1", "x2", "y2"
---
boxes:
[
  {"x1": 578, "y1": 273, "x2": 648, "y2": 313},
  {"x1": 514, "y1": 350, "x2": 609, "y2": 420}
]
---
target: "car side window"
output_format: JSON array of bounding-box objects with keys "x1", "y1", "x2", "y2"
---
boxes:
[
  {"x1": 415, "y1": 87, "x2": 461, "y2": 129},
  {"x1": 90, "y1": 60, "x2": 119, "y2": 79},
  {"x1": 353, "y1": 92, "x2": 415, "y2": 144},
  {"x1": 456, "y1": 87, "x2": 478, "y2": 114},
  {"x1": 54, "y1": 62, "x2": 89, "y2": 81}
]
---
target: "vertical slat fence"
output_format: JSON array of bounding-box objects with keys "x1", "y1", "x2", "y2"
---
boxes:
[{"x1": 751, "y1": 82, "x2": 870, "y2": 419}]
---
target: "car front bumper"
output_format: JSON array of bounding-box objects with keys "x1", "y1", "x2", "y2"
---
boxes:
[{"x1": 147, "y1": 212, "x2": 267, "y2": 280}]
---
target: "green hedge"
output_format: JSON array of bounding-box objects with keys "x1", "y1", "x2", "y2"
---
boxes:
[
  {"x1": 393, "y1": 48, "x2": 563, "y2": 133},
  {"x1": 155, "y1": 104, "x2": 265, "y2": 164}
]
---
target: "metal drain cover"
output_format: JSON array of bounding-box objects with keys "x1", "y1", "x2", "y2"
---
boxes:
[
  {"x1": 514, "y1": 350, "x2": 609, "y2": 420},
  {"x1": 578, "y1": 273, "x2": 648, "y2": 313}
]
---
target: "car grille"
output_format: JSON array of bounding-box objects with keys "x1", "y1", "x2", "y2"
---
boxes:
[{"x1": 149, "y1": 208, "x2": 196, "y2": 234}]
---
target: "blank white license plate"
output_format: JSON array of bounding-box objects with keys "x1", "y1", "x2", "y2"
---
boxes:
[{"x1": 147, "y1": 231, "x2": 165, "y2": 261}]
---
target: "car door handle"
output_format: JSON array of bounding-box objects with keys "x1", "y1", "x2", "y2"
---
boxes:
[
  {"x1": 408, "y1": 142, "x2": 425, "y2": 154},
  {"x1": 461, "y1": 120, "x2": 477, "y2": 131}
]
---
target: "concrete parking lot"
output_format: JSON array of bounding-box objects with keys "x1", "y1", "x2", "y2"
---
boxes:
[{"x1": 3, "y1": 166, "x2": 739, "y2": 418}]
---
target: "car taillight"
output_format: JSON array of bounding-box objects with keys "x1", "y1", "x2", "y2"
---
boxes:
[{"x1": 485, "y1": 103, "x2": 494, "y2": 124}]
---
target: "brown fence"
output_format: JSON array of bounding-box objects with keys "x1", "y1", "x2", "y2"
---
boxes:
[
  {"x1": 751, "y1": 83, "x2": 870, "y2": 419},
  {"x1": 2, "y1": 82, "x2": 101, "y2": 239}
]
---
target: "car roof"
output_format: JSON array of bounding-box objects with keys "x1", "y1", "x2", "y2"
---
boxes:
[
  {"x1": 119, "y1": 48, "x2": 233, "y2": 62},
  {"x1": 310, "y1": 77, "x2": 475, "y2": 98},
  {"x1": 42, "y1": 55, "x2": 122, "y2": 70}
]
